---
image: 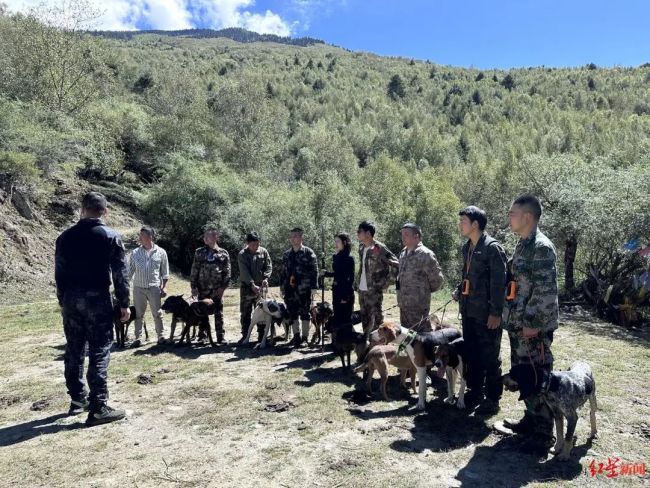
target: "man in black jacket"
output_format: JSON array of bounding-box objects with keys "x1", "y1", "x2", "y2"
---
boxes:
[
  {"x1": 452, "y1": 206, "x2": 507, "y2": 414},
  {"x1": 55, "y1": 192, "x2": 130, "y2": 426}
]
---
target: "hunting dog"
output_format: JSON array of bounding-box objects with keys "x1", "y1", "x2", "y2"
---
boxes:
[
  {"x1": 241, "y1": 299, "x2": 291, "y2": 349},
  {"x1": 372, "y1": 321, "x2": 461, "y2": 410},
  {"x1": 160, "y1": 295, "x2": 216, "y2": 347},
  {"x1": 309, "y1": 301, "x2": 334, "y2": 346},
  {"x1": 354, "y1": 344, "x2": 417, "y2": 401},
  {"x1": 433, "y1": 338, "x2": 470, "y2": 409},
  {"x1": 325, "y1": 319, "x2": 366, "y2": 370},
  {"x1": 502, "y1": 361, "x2": 598, "y2": 460},
  {"x1": 113, "y1": 304, "x2": 140, "y2": 348}
]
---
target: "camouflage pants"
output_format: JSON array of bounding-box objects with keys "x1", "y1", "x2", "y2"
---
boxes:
[
  {"x1": 284, "y1": 291, "x2": 312, "y2": 321},
  {"x1": 240, "y1": 286, "x2": 260, "y2": 336},
  {"x1": 359, "y1": 289, "x2": 384, "y2": 337},
  {"x1": 198, "y1": 290, "x2": 224, "y2": 337},
  {"x1": 61, "y1": 289, "x2": 113, "y2": 411},
  {"x1": 399, "y1": 306, "x2": 432, "y2": 333},
  {"x1": 509, "y1": 329, "x2": 555, "y2": 436},
  {"x1": 462, "y1": 316, "x2": 502, "y2": 401}
]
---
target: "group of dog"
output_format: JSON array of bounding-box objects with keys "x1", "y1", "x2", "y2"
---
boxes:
[{"x1": 112, "y1": 295, "x2": 597, "y2": 461}]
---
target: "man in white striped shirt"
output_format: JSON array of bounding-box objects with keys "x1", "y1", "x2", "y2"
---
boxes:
[{"x1": 128, "y1": 226, "x2": 170, "y2": 346}]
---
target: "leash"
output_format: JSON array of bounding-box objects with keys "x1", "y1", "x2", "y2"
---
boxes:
[{"x1": 394, "y1": 298, "x2": 455, "y2": 356}]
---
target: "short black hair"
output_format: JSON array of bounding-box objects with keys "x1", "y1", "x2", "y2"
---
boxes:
[
  {"x1": 513, "y1": 194, "x2": 542, "y2": 221},
  {"x1": 335, "y1": 232, "x2": 352, "y2": 252},
  {"x1": 459, "y1": 206, "x2": 488, "y2": 231},
  {"x1": 81, "y1": 192, "x2": 107, "y2": 216},
  {"x1": 290, "y1": 227, "x2": 304, "y2": 234},
  {"x1": 245, "y1": 231, "x2": 260, "y2": 243},
  {"x1": 357, "y1": 220, "x2": 376, "y2": 237},
  {"x1": 140, "y1": 226, "x2": 155, "y2": 239},
  {"x1": 401, "y1": 223, "x2": 422, "y2": 237}
]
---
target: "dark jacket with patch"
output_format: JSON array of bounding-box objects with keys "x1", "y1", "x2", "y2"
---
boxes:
[
  {"x1": 55, "y1": 218, "x2": 130, "y2": 308},
  {"x1": 457, "y1": 233, "x2": 507, "y2": 321},
  {"x1": 280, "y1": 245, "x2": 318, "y2": 296}
]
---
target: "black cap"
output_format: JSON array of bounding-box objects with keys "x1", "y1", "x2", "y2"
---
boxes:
[
  {"x1": 401, "y1": 223, "x2": 422, "y2": 237},
  {"x1": 290, "y1": 227, "x2": 304, "y2": 234},
  {"x1": 246, "y1": 232, "x2": 260, "y2": 242}
]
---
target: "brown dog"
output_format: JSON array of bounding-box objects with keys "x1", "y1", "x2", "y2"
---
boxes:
[
  {"x1": 161, "y1": 296, "x2": 216, "y2": 347},
  {"x1": 355, "y1": 344, "x2": 417, "y2": 400},
  {"x1": 373, "y1": 321, "x2": 461, "y2": 410},
  {"x1": 309, "y1": 302, "x2": 334, "y2": 346}
]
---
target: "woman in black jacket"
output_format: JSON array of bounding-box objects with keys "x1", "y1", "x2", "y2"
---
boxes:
[{"x1": 320, "y1": 232, "x2": 355, "y2": 328}]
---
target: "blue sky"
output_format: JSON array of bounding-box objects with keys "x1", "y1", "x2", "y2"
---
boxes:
[{"x1": 7, "y1": 0, "x2": 650, "y2": 68}]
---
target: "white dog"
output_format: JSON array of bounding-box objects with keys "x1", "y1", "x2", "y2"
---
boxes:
[{"x1": 241, "y1": 299, "x2": 290, "y2": 349}]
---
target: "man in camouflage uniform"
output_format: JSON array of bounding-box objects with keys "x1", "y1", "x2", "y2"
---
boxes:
[
  {"x1": 495, "y1": 195, "x2": 559, "y2": 456},
  {"x1": 397, "y1": 223, "x2": 444, "y2": 332},
  {"x1": 452, "y1": 206, "x2": 507, "y2": 413},
  {"x1": 280, "y1": 227, "x2": 318, "y2": 346},
  {"x1": 55, "y1": 192, "x2": 129, "y2": 426},
  {"x1": 357, "y1": 221, "x2": 399, "y2": 339},
  {"x1": 237, "y1": 232, "x2": 272, "y2": 344},
  {"x1": 190, "y1": 226, "x2": 231, "y2": 344}
]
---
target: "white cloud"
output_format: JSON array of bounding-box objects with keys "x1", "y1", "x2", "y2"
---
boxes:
[{"x1": 4, "y1": 0, "x2": 293, "y2": 35}]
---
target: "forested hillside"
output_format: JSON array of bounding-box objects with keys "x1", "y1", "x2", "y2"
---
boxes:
[{"x1": 1, "y1": 5, "x2": 649, "y2": 312}]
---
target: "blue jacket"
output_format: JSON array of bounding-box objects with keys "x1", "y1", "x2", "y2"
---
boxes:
[{"x1": 55, "y1": 219, "x2": 130, "y2": 308}]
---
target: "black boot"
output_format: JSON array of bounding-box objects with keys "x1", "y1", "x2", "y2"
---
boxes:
[{"x1": 495, "y1": 410, "x2": 536, "y2": 436}]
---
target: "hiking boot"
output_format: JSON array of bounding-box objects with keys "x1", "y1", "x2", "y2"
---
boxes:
[
  {"x1": 68, "y1": 398, "x2": 89, "y2": 415},
  {"x1": 500, "y1": 412, "x2": 536, "y2": 435},
  {"x1": 157, "y1": 337, "x2": 166, "y2": 345},
  {"x1": 289, "y1": 334, "x2": 301, "y2": 347},
  {"x1": 463, "y1": 389, "x2": 484, "y2": 409},
  {"x1": 475, "y1": 399, "x2": 500, "y2": 417},
  {"x1": 86, "y1": 404, "x2": 126, "y2": 427},
  {"x1": 130, "y1": 339, "x2": 142, "y2": 348},
  {"x1": 216, "y1": 334, "x2": 227, "y2": 345},
  {"x1": 236, "y1": 335, "x2": 247, "y2": 346}
]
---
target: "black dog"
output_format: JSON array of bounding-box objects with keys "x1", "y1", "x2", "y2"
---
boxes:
[
  {"x1": 325, "y1": 319, "x2": 366, "y2": 370},
  {"x1": 113, "y1": 304, "x2": 141, "y2": 348},
  {"x1": 161, "y1": 295, "x2": 216, "y2": 347},
  {"x1": 310, "y1": 301, "x2": 334, "y2": 346}
]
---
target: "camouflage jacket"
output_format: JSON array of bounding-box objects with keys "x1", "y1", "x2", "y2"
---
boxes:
[
  {"x1": 280, "y1": 245, "x2": 318, "y2": 296},
  {"x1": 503, "y1": 228, "x2": 559, "y2": 333},
  {"x1": 457, "y1": 233, "x2": 507, "y2": 320},
  {"x1": 397, "y1": 242, "x2": 444, "y2": 308},
  {"x1": 238, "y1": 246, "x2": 272, "y2": 288},
  {"x1": 357, "y1": 240, "x2": 399, "y2": 291},
  {"x1": 190, "y1": 245, "x2": 231, "y2": 293}
]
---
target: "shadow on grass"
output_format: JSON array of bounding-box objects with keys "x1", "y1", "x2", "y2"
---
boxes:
[
  {"x1": 131, "y1": 342, "x2": 231, "y2": 359},
  {"x1": 565, "y1": 316, "x2": 650, "y2": 346},
  {"x1": 0, "y1": 413, "x2": 84, "y2": 447},
  {"x1": 455, "y1": 435, "x2": 589, "y2": 487},
  {"x1": 225, "y1": 344, "x2": 293, "y2": 362}
]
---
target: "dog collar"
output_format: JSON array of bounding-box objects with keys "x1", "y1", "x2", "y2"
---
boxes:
[{"x1": 396, "y1": 329, "x2": 417, "y2": 356}]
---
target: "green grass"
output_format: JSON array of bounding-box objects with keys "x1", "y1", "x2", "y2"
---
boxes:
[{"x1": 0, "y1": 280, "x2": 648, "y2": 487}]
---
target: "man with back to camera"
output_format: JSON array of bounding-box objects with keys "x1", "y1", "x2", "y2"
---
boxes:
[{"x1": 55, "y1": 192, "x2": 129, "y2": 426}]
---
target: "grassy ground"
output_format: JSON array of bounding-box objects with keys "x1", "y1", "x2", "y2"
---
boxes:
[{"x1": 0, "y1": 275, "x2": 648, "y2": 488}]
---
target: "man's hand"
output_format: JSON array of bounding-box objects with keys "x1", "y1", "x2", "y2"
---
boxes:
[
  {"x1": 521, "y1": 326, "x2": 539, "y2": 339},
  {"x1": 160, "y1": 286, "x2": 168, "y2": 298},
  {"x1": 486, "y1": 314, "x2": 501, "y2": 329},
  {"x1": 261, "y1": 279, "x2": 269, "y2": 288},
  {"x1": 120, "y1": 307, "x2": 131, "y2": 323},
  {"x1": 451, "y1": 289, "x2": 460, "y2": 302},
  {"x1": 252, "y1": 284, "x2": 261, "y2": 295}
]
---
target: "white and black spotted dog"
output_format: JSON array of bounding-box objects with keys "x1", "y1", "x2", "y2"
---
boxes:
[
  {"x1": 503, "y1": 361, "x2": 598, "y2": 460},
  {"x1": 241, "y1": 299, "x2": 291, "y2": 349}
]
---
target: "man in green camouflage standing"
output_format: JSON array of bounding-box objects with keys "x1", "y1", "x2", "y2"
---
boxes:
[
  {"x1": 495, "y1": 195, "x2": 559, "y2": 456},
  {"x1": 190, "y1": 226, "x2": 231, "y2": 344},
  {"x1": 397, "y1": 223, "x2": 444, "y2": 332},
  {"x1": 280, "y1": 227, "x2": 318, "y2": 346},
  {"x1": 237, "y1": 232, "x2": 272, "y2": 344},
  {"x1": 357, "y1": 221, "x2": 399, "y2": 339}
]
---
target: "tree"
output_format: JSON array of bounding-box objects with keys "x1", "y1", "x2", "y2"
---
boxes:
[
  {"x1": 0, "y1": 0, "x2": 110, "y2": 113},
  {"x1": 387, "y1": 74, "x2": 405, "y2": 100},
  {"x1": 500, "y1": 74, "x2": 516, "y2": 91}
]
